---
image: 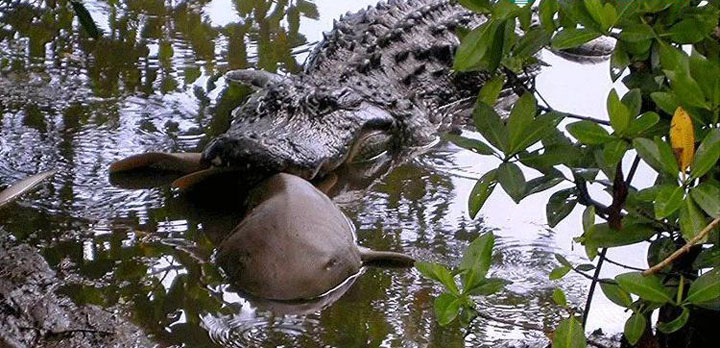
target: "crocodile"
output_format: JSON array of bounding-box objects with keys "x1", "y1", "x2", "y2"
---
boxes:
[{"x1": 111, "y1": 0, "x2": 612, "y2": 186}]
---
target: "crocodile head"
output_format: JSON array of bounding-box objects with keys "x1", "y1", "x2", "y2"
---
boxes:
[{"x1": 202, "y1": 70, "x2": 398, "y2": 180}]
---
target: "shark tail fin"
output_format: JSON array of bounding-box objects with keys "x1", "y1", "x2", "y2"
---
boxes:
[{"x1": 358, "y1": 246, "x2": 415, "y2": 268}]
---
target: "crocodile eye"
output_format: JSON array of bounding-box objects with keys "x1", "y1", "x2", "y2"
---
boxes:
[{"x1": 348, "y1": 130, "x2": 392, "y2": 163}]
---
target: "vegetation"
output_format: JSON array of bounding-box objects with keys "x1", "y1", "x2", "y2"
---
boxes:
[{"x1": 418, "y1": 0, "x2": 720, "y2": 346}]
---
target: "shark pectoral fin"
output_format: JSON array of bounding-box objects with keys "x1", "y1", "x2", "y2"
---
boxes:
[
  {"x1": 358, "y1": 246, "x2": 415, "y2": 268},
  {"x1": 0, "y1": 169, "x2": 56, "y2": 209},
  {"x1": 170, "y1": 167, "x2": 240, "y2": 191},
  {"x1": 109, "y1": 152, "x2": 205, "y2": 174},
  {"x1": 225, "y1": 69, "x2": 285, "y2": 89}
]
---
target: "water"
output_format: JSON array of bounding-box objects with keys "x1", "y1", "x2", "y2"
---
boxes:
[{"x1": 0, "y1": 1, "x2": 648, "y2": 346}]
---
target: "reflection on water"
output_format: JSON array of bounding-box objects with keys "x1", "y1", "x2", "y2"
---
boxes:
[{"x1": 0, "y1": 0, "x2": 629, "y2": 346}]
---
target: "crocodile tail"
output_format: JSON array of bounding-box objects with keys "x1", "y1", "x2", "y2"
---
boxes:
[{"x1": 358, "y1": 246, "x2": 415, "y2": 268}]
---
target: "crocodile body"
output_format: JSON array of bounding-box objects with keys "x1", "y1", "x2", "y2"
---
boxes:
[
  {"x1": 202, "y1": 0, "x2": 494, "y2": 179},
  {"x1": 113, "y1": 0, "x2": 609, "y2": 183}
]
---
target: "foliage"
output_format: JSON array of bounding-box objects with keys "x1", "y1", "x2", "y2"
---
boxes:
[
  {"x1": 418, "y1": 0, "x2": 720, "y2": 346},
  {"x1": 415, "y1": 233, "x2": 509, "y2": 326}
]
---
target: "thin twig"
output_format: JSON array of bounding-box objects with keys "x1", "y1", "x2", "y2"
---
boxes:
[
  {"x1": 582, "y1": 248, "x2": 607, "y2": 329},
  {"x1": 626, "y1": 156, "x2": 641, "y2": 185},
  {"x1": 603, "y1": 257, "x2": 647, "y2": 272},
  {"x1": 538, "y1": 105, "x2": 611, "y2": 126},
  {"x1": 574, "y1": 175, "x2": 611, "y2": 219},
  {"x1": 644, "y1": 216, "x2": 720, "y2": 276},
  {"x1": 571, "y1": 263, "x2": 616, "y2": 285}
]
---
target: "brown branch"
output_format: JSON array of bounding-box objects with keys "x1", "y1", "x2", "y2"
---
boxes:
[{"x1": 643, "y1": 216, "x2": 720, "y2": 276}]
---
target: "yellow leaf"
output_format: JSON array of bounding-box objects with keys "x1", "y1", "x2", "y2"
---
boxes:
[{"x1": 670, "y1": 107, "x2": 695, "y2": 175}]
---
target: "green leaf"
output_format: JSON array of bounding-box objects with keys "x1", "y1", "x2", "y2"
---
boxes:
[
  {"x1": 519, "y1": 144, "x2": 578, "y2": 170},
  {"x1": 444, "y1": 133, "x2": 497, "y2": 156},
  {"x1": 497, "y1": 162, "x2": 526, "y2": 203},
  {"x1": 454, "y1": 21, "x2": 496, "y2": 71},
  {"x1": 601, "y1": 282, "x2": 633, "y2": 307},
  {"x1": 539, "y1": 0, "x2": 559, "y2": 32},
  {"x1": 70, "y1": 0, "x2": 101, "y2": 39},
  {"x1": 647, "y1": 237, "x2": 677, "y2": 271},
  {"x1": 615, "y1": 272, "x2": 673, "y2": 303},
  {"x1": 584, "y1": 223, "x2": 656, "y2": 248},
  {"x1": 473, "y1": 103, "x2": 509, "y2": 153},
  {"x1": 468, "y1": 170, "x2": 498, "y2": 219},
  {"x1": 656, "y1": 307, "x2": 690, "y2": 334},
  {"x1": 546, "y1": 188, "x2": 578, "y2": 228},
  {"x1": 514, "y1": 27, "x2": 551, "y2": 59},
  {"x1": 655, "y1": 136, "x2": 680, "y2": 178},
  {"x1": 665, "y1": 70, "x2": 710, "y2": 109},
  {"x1": 626, "y1": 112, "x2": 660, "y2": 137},
  {"x1": 576, "y1": 263, "x2": 595, "y2": 271},
  {"x1": 492, "y1": 0, "x2": 520, "y2": 19},
  {"x1": 557, "y1": 0, "x2": 602, "y2": 32},
  {"x1": 525, "y1": 173, "x2": 565, "y2": 197},
  {"x1": 457, "y1": 0, "x2": 491, "y2": 13},
  {"x1": 637, "y1": 0, "x2": 672, "y2": 13},
  {"x1": 582, "y1": 206, "x2": 595, "y2": 233},
  {"x1": 686, "y1": 269, "x2": 720, "y2": 305},
  {"x1": 603, "y1": 140, "x2": 628, "y2": 167},
  {"x1": 466, "y1": 277, "x2": 509, "y2": 296},
  {"x1": 550, "y1": 266, "x2": 571, "y2": 280},
  {"x1": 513, "y1": 112, "x2": 563, "y2": 154},
  {"x1": 584, "y1": 0, "x2": 617, "y2": 32},
  {"x1": 619, "y1": 23, "x2": 654, "y2": 42},
  {"x1": 694, "y1": 248, "x2": 720, "y2": 269},
  {"x1": 508, "y1": 93, "x2": 537, "y2": 153},
  {"x1": 478, "y1": 75, "x2": 507, "y2": 106},
  {"x1": 567, "y1": 121, "x2": 614, "y2": 145},
  {"x1": 690, "y1": 182, "x2": 720, "y2": 218},
  {"x1": 650, "y1": 92, "x2": 680, "y2": 115},
  {"x1": 553, "y1": 288, "x2": 568, "y2": 307},
  {"x1": 555, "y1": 253, "x2": 572, "y2": 268},
  {"x1": 668, "y1": 18, "x2": 706, "y2": 44},
  {"x1": 622, "y1": 89, "x2": 642, "y2": 116},
  {"x1": 434, "y1": 293, "x2": 462, "y2": 326},
  {"x1": 607, "y1": 89, "x2": 630, "y2": 134},
  {"x1": 610, "y1": 44, "x2": 630, "y2": 81},
  {"x1": 679, "y1": 198, "x2": 708, "y2": 242},
  {"x1": 478, "y1": 20, "x2": 508, "y2": 72},
  {"x1": 632, "y1": 138, "x2": 665, "y2": 174},
  {"x1": 551, "y1": 28, "x2": 601, "y2": 50},
  {"x1": 624, "y1": 313, "x2": 647, "y2": 345},
  {"x1": 691, "y1": 129, "x2": 720, "y2": 180},
  {"x1": 654, "y1": 185, "x2": 684, "y2": 219},
  {"x1": 460, "y1": 233, "x2": 495, "y2": 280},
  {"x1": 416, "y1": 262, "x2": 459, "y2": 295},
  {"x1": 552, "y1": 317, "x2": 587, "y2": 348},
  {"x1": 635, "y1": 185, "x2": 670, "y2": 202},
  {"x1": 658, "y1": 43, "x2": 689, "y2": 73},
  {"x1": 689, "y1": 51, "x2": 720, "y2": 107}
]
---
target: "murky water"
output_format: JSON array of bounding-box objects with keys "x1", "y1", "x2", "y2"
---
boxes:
[{"x1": 0, "y1": 1, "x2": 648, "y2": 346}]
